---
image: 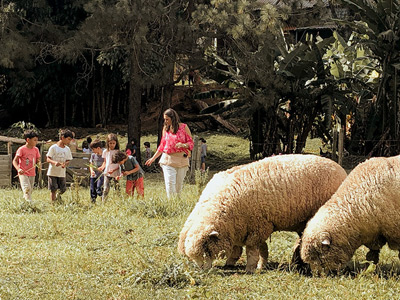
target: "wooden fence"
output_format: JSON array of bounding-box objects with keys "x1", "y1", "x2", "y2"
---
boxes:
[
  {"x1": 0, "y1": 135, "x2": 91, "y2": 187},
  {"x1": 0, "y1": 136, "x2": 29, "y2": 187}
]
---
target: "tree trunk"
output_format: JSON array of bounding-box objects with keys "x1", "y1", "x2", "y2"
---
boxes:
[
  {"x1": 91, "y1": 73, "x2": 96, "y2": 127},
  {"x1": 128, "y1": 51, "x2": 142, "y2": 164},
  {"x1": 63, "y1": 93, "x2": 67, "y2": 126},
  {"x1": 295, "y1": 107, "x2": 318, "y2": 153}
]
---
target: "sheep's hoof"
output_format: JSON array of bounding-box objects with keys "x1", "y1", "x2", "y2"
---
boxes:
[{"x1": 245, "y1": 266, "x2": 256, "y2": 274}]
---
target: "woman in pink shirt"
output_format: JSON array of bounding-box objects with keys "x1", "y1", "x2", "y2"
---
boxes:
[{"x1": 145, "y1": 108, "x2": 194, "y2": 198}]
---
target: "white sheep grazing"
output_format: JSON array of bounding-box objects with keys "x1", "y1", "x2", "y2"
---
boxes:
[
  {"x1": 178, "y1": 154, "x2": 347, "y2": 273},
  {"x1": 300, "y1": 156, "x2": 400, "y2": 274}
]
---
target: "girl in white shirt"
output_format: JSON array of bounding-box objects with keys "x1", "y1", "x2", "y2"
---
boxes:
[{"x1": 98, "y1": 133, "x2": 121, "y2": 202}]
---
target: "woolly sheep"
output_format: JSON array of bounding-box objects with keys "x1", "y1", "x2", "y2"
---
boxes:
[
  {"x1": 300, "y1": 156, "x2": 400, "y2": 274},
  {"x1": 178, "y1": 154, "x2": 347, "y2": 273}
]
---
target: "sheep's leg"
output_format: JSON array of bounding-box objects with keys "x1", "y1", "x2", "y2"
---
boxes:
[
  {"x1": 290, "y1": 237, "x2": 304, "y2": 266},
  {"x1": 257, "y1": 241, "x2": 268, "y2": 269},
  {"x1": 366, "y1": 249, "x2": 380, "y2": 264},
  {"x1": 245, "y1": 223, "x2": 274, "y2": 273},
  {"x1": 290, "y1": 237, "x2": 310, "y2": 273},
  {"x1": 225, "y1": 245, "x2": 243, "y2": 267},
  {"x1": 365, "y1": 237, "x2": 385, "y2": 264},
  {"x1": 245, "y1": 245, "x2": 259, "y2": 273}
]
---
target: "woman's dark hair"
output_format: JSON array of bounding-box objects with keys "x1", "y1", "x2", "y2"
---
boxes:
[{"x1": 163, "y1": 108, "x2": 181, "y2": 134}]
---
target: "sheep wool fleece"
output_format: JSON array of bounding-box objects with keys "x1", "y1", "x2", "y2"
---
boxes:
[
  {"x1": 178, "y1": 154, "x2": 347, "y2": 273},
  {"x1": 300, "y1": 155, "x2": 400, "y2": 273}
]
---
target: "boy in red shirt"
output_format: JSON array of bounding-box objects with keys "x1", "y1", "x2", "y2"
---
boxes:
[{"x1": 12, "y1": 130, "x2": 41, "y2": 202}]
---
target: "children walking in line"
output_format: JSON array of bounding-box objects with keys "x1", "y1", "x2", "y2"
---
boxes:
[
  {"x1": 98, "y1": 133, "x2": 121, "y2": 201},
  {"x1": 12, "y1": 130, "x2": 41, "y2": 202},
  {"x1": 46, "y1": 129, "x2": 74, "y2": 202},
  {"x1": 113, "y1": 150, "x2": 144, "y2": 198},
  {"x1": 89, "y1": 139, "x2": 105, "y2": 203}
]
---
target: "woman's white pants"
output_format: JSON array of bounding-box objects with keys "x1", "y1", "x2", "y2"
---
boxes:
[{"x1": 160, "y1": 165, "x2": 188, "y2": 198}]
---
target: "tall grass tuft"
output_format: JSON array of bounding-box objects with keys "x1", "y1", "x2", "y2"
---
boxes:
[{"x1": 194, "y1": 168, "x2": 210, "y2": 195}]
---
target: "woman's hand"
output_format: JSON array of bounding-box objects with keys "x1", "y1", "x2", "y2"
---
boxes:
[
  {"x1": 175, "y1": 142, "x2": 187, "y2": 149},
  {"x1": 145, "y1": 158, "x2": 154, "y2": 166}
]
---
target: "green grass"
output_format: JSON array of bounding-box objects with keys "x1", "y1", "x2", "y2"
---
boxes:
[
  {"x1": 2, "y1": 134, "x2": 400, "y2": 299},
  {"x1": 68, "y1": 131, "x2": 251, "y2": 162},
  {"x1": 1, "y1": 176, "x2": 400, "y2": 299}
]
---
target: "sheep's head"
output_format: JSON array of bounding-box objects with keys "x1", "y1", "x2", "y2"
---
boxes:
[
  {"x1": 184, "y1": 227, "x2": 232, "y2": 270},
  {"x1": 300, "y1": 231, "x2": 353, "y2": 274}
]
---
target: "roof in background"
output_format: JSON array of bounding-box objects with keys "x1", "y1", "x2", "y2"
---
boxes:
[{"x1": 258, "y1": 0, "x2": 330, "y2": 8}]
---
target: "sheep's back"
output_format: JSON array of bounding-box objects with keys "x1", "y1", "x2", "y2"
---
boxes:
[{"x1": 221, "y1": 154, "x2": 347, "y2": 230}]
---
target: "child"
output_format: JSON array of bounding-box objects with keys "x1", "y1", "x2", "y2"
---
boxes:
[
  {"x1": 12, "y1": 130, "x2": 41, "y2": 202},
  {"x1": 82, "y1": 140, "x2": 91, "y2": 154},
  {"x1": 89, "y1": 140, "x2": 105, "y2": 203},
  {"x1": 46, "y1": 129, "x2": 74, "y2": 202},
  {"x1": 144, "y1": 141, "x2": 152, "y2": 161},
  {"x1": 125, "y1": 138, "x2": 137, "y2": 157},
  {"x1": 98, "y1": 133, "x2": 121, "y2": 202},
  {"x1": 113, "y1": 150, "x2": 144, "y2": 198},
  {"x1": 143, "y1": 141, "x2": 153, "y2": 173},
  {"x1": 199, "y1": 138, "x2": 207, "y2": 173},
  {"x1": 200, "y1": 138, "x2": 207, "y2": 172},
  {"x1": 68, "y1": 131, "x2": 78, "y2": 153}
]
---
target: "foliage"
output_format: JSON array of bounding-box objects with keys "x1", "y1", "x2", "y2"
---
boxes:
[
  {"x1": 193, "y1": 0, "x2": 348, "y2": 156},
  {"x1": 337, "y1": 0, "x2": 400, "y2": 155},
  {"x1": 6, "y1": 120, "x2": 40, "y2": 138}
]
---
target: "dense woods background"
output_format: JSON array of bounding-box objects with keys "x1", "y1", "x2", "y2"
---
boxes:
[{"x1": 1, "y1": 0, "x2": 400, "y2": 158}]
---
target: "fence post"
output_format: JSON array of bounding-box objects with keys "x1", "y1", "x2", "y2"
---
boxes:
[
  {"x1": 38, "y1": 143, "x2": 44, "y2": 188},
  {"x1": 332, "y1": 127, "x2": 337, "y2": 161},
  {"x1": 7, "y1": 142, "x2": 12, "y2": 186},
  {"x1": 189, "y1": 135, "x2": 201, "y2": 179},
  {"x1": 338, "y1": 126, "x2": 344, "y2": 166}
]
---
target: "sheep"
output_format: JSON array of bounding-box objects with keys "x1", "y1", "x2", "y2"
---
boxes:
[
  {"x1": 300, "y1": 156, "x2": 400, "y2": 274},
  {"x1": 178, "y1": 154, "x2": 347, "y2": 273}
]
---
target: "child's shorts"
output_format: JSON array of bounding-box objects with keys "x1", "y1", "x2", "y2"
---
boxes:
[{"x1": 48, "y1": 176, "x2": 67, "y2": 193}]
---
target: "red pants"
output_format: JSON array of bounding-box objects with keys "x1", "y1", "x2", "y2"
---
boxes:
[{"x1": 126, "y1": 177, "x2": 144, "y2": 197}]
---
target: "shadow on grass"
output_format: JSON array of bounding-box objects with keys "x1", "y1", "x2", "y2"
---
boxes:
[
  {"x1": 344, "y1": 262, "x2": 400, "y2": 279},
  {"x1": 212, "y1": 261, "x2": 400, "y2": 279},
  {"x1": 213, "y1": 261, "x2": 312, "y2": 277}
]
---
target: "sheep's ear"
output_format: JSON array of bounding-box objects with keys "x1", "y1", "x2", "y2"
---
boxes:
[
  {"x1": 320, "y1": 232, "x2": 331, "y2": 248},
  {"x1": 209, "y1": 231, "x2": 219, "y2": 237},
  {"x1": 321, "y1": 239, "x2": 330, "y2": 246}
]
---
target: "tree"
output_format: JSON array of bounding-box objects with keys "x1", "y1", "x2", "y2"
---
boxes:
[
  {"x1": 64, "y1": 0, "x2": 200, "y2": 161},
  {"x1": 193, "y1": 0, "x2": 343, "y2": 157},
  {"x1": 337, "y1": 0, "x2": 400, "y2": 156},
  {"x1": 0, "y1": 1, "x2": 98, "y2": 127}
]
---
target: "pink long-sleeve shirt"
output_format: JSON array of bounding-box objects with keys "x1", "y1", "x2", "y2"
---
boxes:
[{"x1": 157, "y1": 123, "x2": 194, "y2": 155}]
